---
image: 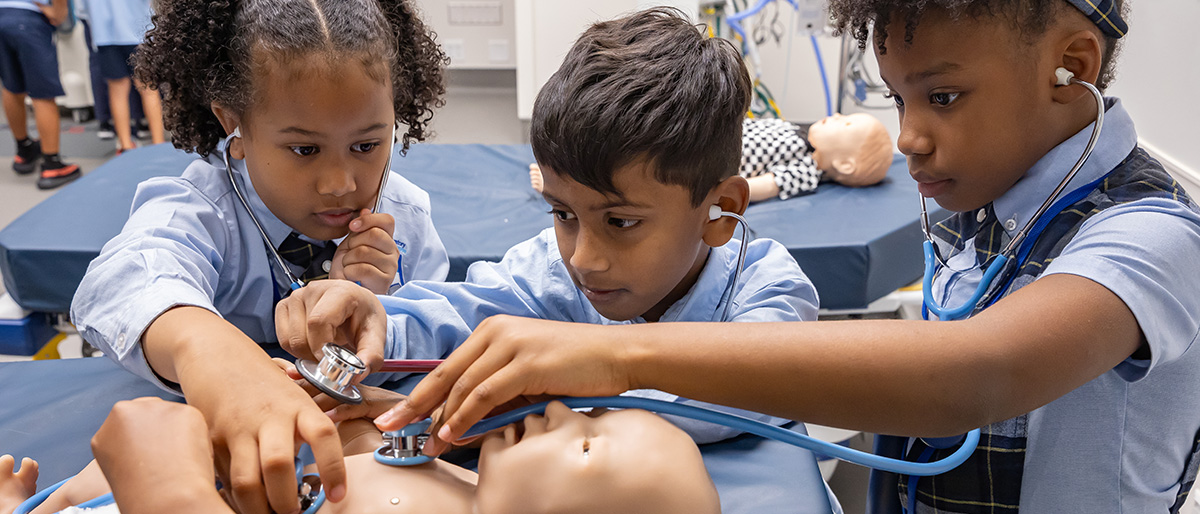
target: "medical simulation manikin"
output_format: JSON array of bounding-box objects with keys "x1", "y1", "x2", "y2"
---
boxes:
[
  {"x1": 2, "y1": 400, "x2": 719, "y2": 514},
  {"x1": 740, "y1": 113, "x2": 893, "y2": 201},
  {"x1": 529, "y1": 112, "x2": 892, "y2": 202}
]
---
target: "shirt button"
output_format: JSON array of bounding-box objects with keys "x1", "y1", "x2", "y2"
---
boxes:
[
  {"x1": 322, "y1": 260, "x2": 332, "y2": 272},
  {"x1": 977, "y1": 209, "x2": 987, "y2": 223},
  {"x1": 116, "y1": 333, "x2": 126, "y2": 350},
  {"x1": 1004, "y1": 218, "x2": 1018, "y2": 231}
]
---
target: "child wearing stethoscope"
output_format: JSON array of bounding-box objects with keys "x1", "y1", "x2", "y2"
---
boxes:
[
  {"x1": 69, "y1": 0, "x2": 450, "y2": 512},
  {"x1": 361, "y1": 2, "x2": 1200, "y2": 513}
]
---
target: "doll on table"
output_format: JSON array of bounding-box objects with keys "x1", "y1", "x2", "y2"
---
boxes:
[
  {"x1": 0, "y1": 395, "x2": 719, "y2": 514},
  {"x1": 531, "y1": 112, "x2": 894, "y2": 203},
  {"x1": 741, "y1": 113, "x2": 893, "y2": 202}
]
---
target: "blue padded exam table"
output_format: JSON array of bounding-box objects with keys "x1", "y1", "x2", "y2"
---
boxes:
[
  {"x1": 0, "y1": 357, "x2": 838, "y2": 513},
  {"x1": 0, "y1": 143, "x2": 938, "y2": 313}
]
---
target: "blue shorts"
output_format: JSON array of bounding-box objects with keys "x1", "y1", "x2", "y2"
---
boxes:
[
  {"x1": 0, "y1": 8, "x2": 64, "y2": 98},
  {"x1": 96, "y1": 44, "x2": 137, "y2": 81}
]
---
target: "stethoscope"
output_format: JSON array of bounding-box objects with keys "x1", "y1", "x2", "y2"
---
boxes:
[
  {"x1": 222, "y1": 124, "x2": 396, "y2": 293},
  {"x1": 296, "y1": 341, "x2": 978, "y2": 476},
  {"x1": 920, "y1": 68, "x2": 1107, "y2": 321}
]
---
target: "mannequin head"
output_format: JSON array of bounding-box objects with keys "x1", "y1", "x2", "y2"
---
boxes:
[
  {"x1": 807, "y1": 113, "x2": 893, "y2": 186},
  {"x1": 476, "y1": 401, "x2": 720, "y2": 514}
]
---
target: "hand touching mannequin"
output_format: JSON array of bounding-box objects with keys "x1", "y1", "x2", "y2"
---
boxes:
[
  {"x1": 3, "y1": 399, "x2": 719, "y2": 514},
  {"x1": 742, "y1": 113, "x2": 894, "y2": 202}
]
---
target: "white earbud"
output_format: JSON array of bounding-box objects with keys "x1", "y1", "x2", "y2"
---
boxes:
[
  {"x1": 1055, "y1": 67, "x2": 1075, "y2": 87},
  {"x1": 231, "y1": 126, "x2": 241, "y2": 139},
  {"x1": 709, "y1": 204, "x2": 723, "y2": 221}
]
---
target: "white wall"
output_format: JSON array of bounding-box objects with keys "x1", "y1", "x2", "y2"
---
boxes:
[{"x1": 1107, "y1": 0, "x2": 1200, "y2": 195}]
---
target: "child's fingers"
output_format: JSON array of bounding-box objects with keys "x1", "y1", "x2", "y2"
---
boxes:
[
  {"x1": 298, "y1": 410, "x2": 346, "y2": 503},
  {"x1": 257, "y1": 424, "x2": 300, "y2": 514},
  {"x1": 275, "y1": 296, "x2": 317, "y2": 362},
  {"x1": 436, "y1": 365, "x2": 528, "y2": 448},
  {"x1": 348, "y1": 210, "x2": 395, "y2": 235},
  {"x1": 340, "y1": 226, "x2": 401, "y2": 257},
  {"x1": 375, "y1": 339, "x2": 494, "y2": 431},
  {"x1": 227, "y1": 439, "x2": 270, "y2": 514}
]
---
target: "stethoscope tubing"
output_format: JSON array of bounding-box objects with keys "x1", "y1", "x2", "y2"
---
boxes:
[{"x1": 459, "y1": 396, "x2": 980, "y2": 476}]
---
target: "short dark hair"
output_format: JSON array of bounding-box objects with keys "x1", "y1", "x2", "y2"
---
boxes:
[
  {"x1": 530, "y1": 7, "x2": 752, "y2": 207},
  {"x1": 828, "y1": 0, "x2": 1127, "y2": 91},
  {"x1": 135, "y1": 0, "x2": 447, "y2": 156}
]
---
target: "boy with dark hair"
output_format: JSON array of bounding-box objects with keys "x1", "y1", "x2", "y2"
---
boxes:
[
  {"x1": 277, "y1": 7, "x2": 820, "y2": 445},
  {"x1": 376, "y1": 1, "x2": 1200, "y2": 513}
]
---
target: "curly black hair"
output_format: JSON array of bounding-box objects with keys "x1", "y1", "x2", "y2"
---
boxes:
[
  {"x1": 530, "y1": 7, "x2": 751, "y2": 207},
  {"x1": 135, "y1": 0, "x2": 447, "y2": 156},
  {"x1": 827, "y1": 0, "x2": 1128, "y2": 91}
]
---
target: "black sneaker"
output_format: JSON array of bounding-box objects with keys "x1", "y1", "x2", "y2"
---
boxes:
[
  {"x1": 97, "y1": 121, "x2": 115, "y2": 140},
  {"x1": 13, "y1": 139, "x2": 41, "y2": 175},
  {"x1": 37, "y1": 155, "x2": 81, "y2": 189}
]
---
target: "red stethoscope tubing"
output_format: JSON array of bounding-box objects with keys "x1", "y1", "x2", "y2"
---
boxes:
[{"x1": 378, "y1": 359, "x2": 443, "y2": 373}]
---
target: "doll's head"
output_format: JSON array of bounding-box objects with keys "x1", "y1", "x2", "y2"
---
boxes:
[
  {"x1": 808, "y1": 113, "x2": 893, "y2": 187},
  {"x1": 476, "y1": 401, "x2": 721, "y2": 514}
]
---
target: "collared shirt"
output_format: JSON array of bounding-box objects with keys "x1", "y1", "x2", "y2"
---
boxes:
[
  {"x1": 930, "y1": 98, "x2": 1200, "y2": 512},
  {"x1": 71, "y1": 150, "x2": 449, "y2": 394},
  {"x1": 75, "y1": 0, "x2": 151, "y2": 46},
  {"x1": 372, "y1": 228, "x2": 820, "y2": 443},
  {"x1": 0, "y1": 1, "x2": 46, "y2": 13}
]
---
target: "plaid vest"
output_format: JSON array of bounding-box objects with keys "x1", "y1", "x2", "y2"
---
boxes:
[{"x1": 902, "y1": 148, "x2": 1200, "y2": 513}]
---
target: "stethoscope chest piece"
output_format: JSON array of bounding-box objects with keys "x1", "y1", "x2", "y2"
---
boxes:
[
  {"x1": 375, "y1": 419, "x2": 434, "y2": 466},
  {"x1": 296, "y1": 343, "x2": 366, "y2": 405}
]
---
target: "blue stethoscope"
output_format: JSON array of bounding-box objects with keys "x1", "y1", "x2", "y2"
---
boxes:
[
  {"x1": 920, "y1": 68, "x2": 1107, "y2": 321},
  {"x1": 222, "y1": 125, "x2": 397, "y2": 293}
]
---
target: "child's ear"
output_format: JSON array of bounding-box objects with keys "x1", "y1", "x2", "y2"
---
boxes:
[
  {"x1": 1051, "y1": 29, "x2": 1103, "y2": 105},
  {"x1": 210, "y1": 103, "x2": 245, "y2": 160},
  {"x1": 702, "y1": 175, "x2": 750, "y2": 247}
]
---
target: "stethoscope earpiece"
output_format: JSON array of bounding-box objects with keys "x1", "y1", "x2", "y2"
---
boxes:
[{"x1": 1054, "y1": 67, "x2": 1075, "y2": 87}]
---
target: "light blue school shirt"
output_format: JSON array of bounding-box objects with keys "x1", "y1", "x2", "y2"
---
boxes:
[
  {"x1": 930, "y1": 98, "x2": 1200, "y2": 512},
  {"x1": 371, "y1": 228, "x2": 820, "y2": 443},
  {"x1": 71, "y1": 150, "x2": 450, "y2": 394},
  {"x1": 0, "y1": 1, "x2": 45, "y2": 13},
  {"x1": 76, "y1": 0, "x2": 151, "y2": 46}
]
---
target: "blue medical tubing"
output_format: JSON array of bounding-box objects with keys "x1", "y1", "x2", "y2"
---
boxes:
[
  {"x1": 921, "y1": 241, "x2": 1009, "y2": 321},
  {"x1": 726, "y1": 0, "x2": 773, "y2": 44},
  {"x1": 458, "y1": 396, "x2": 980, "y2": 477},
  {"x1": 810, "y1": 35, "x2": 833, "y2": 118}
]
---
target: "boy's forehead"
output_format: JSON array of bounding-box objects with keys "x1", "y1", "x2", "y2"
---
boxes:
[
  {"x1": 875, "y1": 9, "x2": 1032, "y2": 81},
  {"x1": 541, "y1": 161, "x2": 692, "y2": 209}
]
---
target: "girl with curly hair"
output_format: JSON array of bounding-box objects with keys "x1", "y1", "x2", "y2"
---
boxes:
[{"x1": 70, "y1": 1, "x2": 449, "y2": 512}]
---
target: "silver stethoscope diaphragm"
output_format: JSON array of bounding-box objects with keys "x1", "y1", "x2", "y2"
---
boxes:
[{"x1": 296, "y1": 343, "x2": 367, "y2": 404}]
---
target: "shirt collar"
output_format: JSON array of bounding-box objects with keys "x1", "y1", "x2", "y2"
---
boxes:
[{"x1": 991, "y1": 97, "x2": 1137, "y2": 237}]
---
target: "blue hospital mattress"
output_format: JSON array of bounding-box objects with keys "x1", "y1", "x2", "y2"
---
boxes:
[
  {"x1": 0, "y1": 143, "x2": 939, "y2": 313},
  {"x1": 0, "y1": 357, "x2": 836, "y2": 513}
]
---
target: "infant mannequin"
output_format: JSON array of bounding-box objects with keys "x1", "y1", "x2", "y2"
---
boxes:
[
  {"x1": 742, "y1": 113, "x2": 893, "y2": 201},
  {"x1": 530, "y1": 112, "x2": 893, "y2": 202},
  {"x1": 1, "y1": 399, "x2": 719, "y2": 514}
]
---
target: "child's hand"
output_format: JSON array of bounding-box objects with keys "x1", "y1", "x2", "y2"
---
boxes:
[
  {"x1": 276, "y1": 279, "x2": 388, "y2": 373},
  {"x1": 330, "y1": 210, "x2": 398, "y2": 294},
  {"x1": 91, "y1": 398, "x2": 232, "y2": 513},
  {"x1": 374, "y1": 315, "x2": 634, "y2": 452},
  {"x1": 325, "y1": 385, "x2": 407, "y2": 422}
]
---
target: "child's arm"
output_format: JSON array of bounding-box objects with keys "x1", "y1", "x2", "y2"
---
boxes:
[
  {"x1": 91, "y1": 398, "x2": 235, "y2": 514},
  {"x1": 331, "y1": 210, "x2": 400, "y2": 294},
  {"x1": 381, "y1": 273, "x2": 1142, "y2": 443},
  {"x1": 142, "y1": 307, "x2": 347, "y2": 513}
]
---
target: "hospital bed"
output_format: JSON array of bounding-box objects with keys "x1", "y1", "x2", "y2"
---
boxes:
[
  {"x1": 0, "y1": 356, "x2": 839, "y2": 513},
  {"x1": 0, "y1": 142, "x2": 939, "y2": 315}
]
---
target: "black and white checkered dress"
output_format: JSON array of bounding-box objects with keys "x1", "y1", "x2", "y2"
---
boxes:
[{"x1": 739, "y1": 118, "x2": 822, "y2": 200}]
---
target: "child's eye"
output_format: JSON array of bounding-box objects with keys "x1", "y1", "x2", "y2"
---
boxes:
[
  {"x1": 549, "y1": 209, "x2": 577, "y2": 222},
  {"x1": 883, "y1": 91, "x2": 904, "y2": 107},
  {"x1": 352, "y1": 142, "x2": 380, "y2": 153},
  {"x1": 607, "y1": 217, "x2": 639, "y2": 229},
  {"x1": 930, "y1": 92, "x2": 960, "y2": 106},
  {"x1": 290, "y1": 146, "x2": 319, "y2": 157}
]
